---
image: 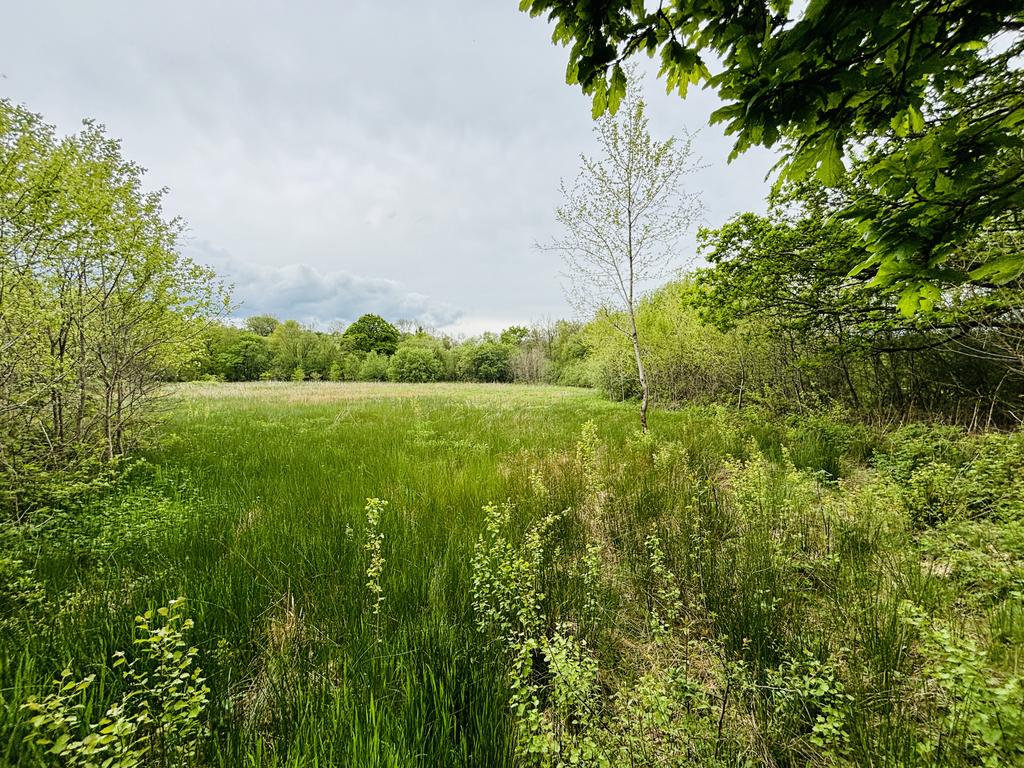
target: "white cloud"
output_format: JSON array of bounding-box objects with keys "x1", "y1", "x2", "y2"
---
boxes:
[
  {"x1": 188, "y1": 241, "x2": 462, "y2": 330},
  {"x1": 2, "y1": 0, "x2": 779, "y2": 329}
]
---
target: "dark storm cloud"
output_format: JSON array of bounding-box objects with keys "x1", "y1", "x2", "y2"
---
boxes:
[{"x1": 2, "y1": 1, "x2": 778, "y2": 332}]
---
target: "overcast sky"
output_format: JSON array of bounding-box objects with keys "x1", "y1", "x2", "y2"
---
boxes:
[{"x1": 3, "y1": 1, "x2": 777, "y2": 335}]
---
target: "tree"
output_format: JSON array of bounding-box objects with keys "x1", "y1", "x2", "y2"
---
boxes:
[
  {"x1": 342, "y1": 314, "x2": 400, "y2": 356},
  {"x1": 500, "y1": 325, "x2": 530, "y2": 346},
  {"x1": 268, "y1": 320, "x2": 317, "y2": 380},
  {"x1": 388, "y1": 345, "x2": 445, "y2": 383},
  {"x1": 245, "y1": 314, "x2": 279, "y2": 337},
  {"x1": 458, "y1": 341, "x2": 514, "y2": 383},
  {"x1": 219, "y1": 331, "x2": 272, "y2": 382},
  {"x1": 584, "y1": 280, "x2": 755, "y2": 405},
  {"x1": 357, "y1": 351, "x2": 391, "y2": 381},
  {"x1": 0, "y1": 100, "x2": 226, "y2": 512},
  {"x1": 520, "y1": 0, "x2": 1024, "y2": 304},
  {"x1": 545, "y1": 74, "x2": 702, "y2": 431},
  {"x1": 696, "y1": 182, "x2": 1024, "y2": 419}
]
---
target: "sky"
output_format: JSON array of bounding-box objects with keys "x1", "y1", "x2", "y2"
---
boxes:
[{"x1": 3, "y1": 1, "x2": 778, "y2": 335}]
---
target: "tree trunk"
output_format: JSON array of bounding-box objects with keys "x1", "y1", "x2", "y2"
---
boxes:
[{"x1": 629, "y1": 311, "x2": 649, "y2": 433}]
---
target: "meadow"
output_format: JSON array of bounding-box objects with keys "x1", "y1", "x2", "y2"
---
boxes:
[{"x1": 2, "y1": 382, "x2": 1022, "y2": 766}]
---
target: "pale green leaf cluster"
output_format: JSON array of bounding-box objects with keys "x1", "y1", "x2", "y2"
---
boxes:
[
  {"x1": 0, "y1": 99, "x2": 228, "y2": 513},
  {"x1": 22, "y1": 597, "x2": 209, "y2": 767}
]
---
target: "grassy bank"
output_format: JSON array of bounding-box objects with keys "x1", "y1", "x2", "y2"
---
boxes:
[{"x1": 1, "y1": 383, "x2": 1021, "y2": 766}]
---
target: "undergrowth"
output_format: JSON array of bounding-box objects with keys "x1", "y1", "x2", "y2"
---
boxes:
[{"x1": 0, "y1": 383, "x2": 1020, "y2": 766}]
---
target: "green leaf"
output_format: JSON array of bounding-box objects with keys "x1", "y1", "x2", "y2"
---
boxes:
[
  {"x1": 969, "y1": 254, "x2": 1024, "y2": 285},
  {"x1": 591, "y1": 76, "x2": 608, "y2": 119},
  {"x1": 897, "y1": 285, "x2": 924, "y2": 316},
  {"x1": 607, "y1": 64, "x2": 627, "y2": 115},
  {"x1": 815, "y1": 138, "x2": 845, "y2": 184}
]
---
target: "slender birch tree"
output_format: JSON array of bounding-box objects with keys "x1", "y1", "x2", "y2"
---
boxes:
[{"x1": 548, "y1": 73, "x2": 703, "y2": 431}]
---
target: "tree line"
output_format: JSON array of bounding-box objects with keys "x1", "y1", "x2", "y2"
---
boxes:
[
  {"x1": 4, "y1": 0, "x2": 1023, "y2": 511},
  {"x1": 191, "y1": 313, "x2": 590, "y2": 386}
]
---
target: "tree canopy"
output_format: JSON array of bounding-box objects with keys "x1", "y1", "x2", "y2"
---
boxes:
[
  {"x1": 1, "y1": 99, "x2": 226, "y2": 511},
  {"x1": 342, "y1": 313, "x2": 401, "y2": 356},
  {"x1": 519, "y1": 0, "x2": 1024, "y2": 306},
  {"x1": 546, "y1": 72, "x2": 702, "y2": 430}
]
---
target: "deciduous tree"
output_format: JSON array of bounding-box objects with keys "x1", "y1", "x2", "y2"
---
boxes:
[
  {"x1": 520, "y1": 0, "x2": 1024, "y2": 304},
  {"x1": 342, "y1": 313, "x2": 400, "y2": 356},
  {"x1": 0, "y1": 100, "x2": 226, "y2": 512},
  {"x1": 545, "y1": 73, "x2": 702, "y2": 430}
]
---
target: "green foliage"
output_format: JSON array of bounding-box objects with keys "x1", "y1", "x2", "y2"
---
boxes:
[
  {"x1": 520, "y1": 0, "x2": 1024, "y2": 295},
  {"x1": 220, "y1": 332, "x2": 272, "y2": 382},
  {"x1": 190, "y1": 318, "x2": 595, "y2": 390},
  {"x1": 357, "y1": 351, "x2": 391, "y2": 381},
  {"x1": 0, "y1": 99, "x2": 227, "y2": 513},
  {"x1": 903, "y1": 603, "x2": 1024, "y2": 766},
  {"x1": 388, "y1": 344, "x2": 445, "y2": 383},
  {"x1": 500, "y1": 326, "x2": 530, "y2": 346},
  {"x1": 644, "y1": 533, "x2": 682, "y2": 639},
  {"x1": 364, "y1": 498, "x2": 386, "y2": 621},
  {"x1": 584, "y1": 280, "x2": 764, "y2": 407},
  {"x1": 695, "y1": 182, "x2": 1024, "y2": 420},
  {"x1": 876, "y1": 426, "x2": 1024, "y2": 526},
  {"x1": 574, "y1": 420, "x2": 604, "y2": 510},
  {"x1": 458, "y1": 340, "x2": 514, "y2": 383},
  {"x1": 0, "y1": 542, "x2": 46, "y2": 635},
  {"x1": 244, "y1": 314, "x2": 279, "y2": 337},
  {"x1": 758, "y1": 652, "x2": 853, "y2": 760},
  {"x1": 472, "y1": 501, "x2": 556, "y2": 645},
  {"x1": 341, "y1": 353, "x2": 362, "y2": 382},
  {"x1": 5, "y1": 383, "x2": 1023, "y2": 765},
  {"x1": 268, "y1": 320, "x2": 316, "y2": 380},
  {"x1": 920, "y1": 518, "x2": 1024, "y2": 607},
  {"x1": 342, "y1": 314, "x2": 400, "y2": 356},
  {"x1": 22, "y1": 597, "x2": 208, "y2": 767},
  {"x1": 505, "y1": 320, "x2": 590, "y2": 386}
]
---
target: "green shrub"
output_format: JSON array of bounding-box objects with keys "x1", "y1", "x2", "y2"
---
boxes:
[
  {"x1": 903, "y1": 603, "x2": 1024, "y2": 767},
  {"x1": 458, "y1": 341, "x2": 513, "y2": 382},
  {"x1": 357, "y1": 351, "x2": 390, "y2": 381},
  {"x1": 23, "y1": 598, "x2": 209, "y2": 767},
  {"x1": 783, "y1": 409, "x2": 878, "y2": 479},
  {"x1": 555, "y1": 358, "x2": 594, "y2": 388},
  {"x1": 388, "y1": 346, "x2": 444, "y2": 383},
  {"x1": 341, "y1": 353, "x2": 362, "y2": 381},
  {"x1": 876, "y1": 426, "x2": 1024, "y2": 527}
]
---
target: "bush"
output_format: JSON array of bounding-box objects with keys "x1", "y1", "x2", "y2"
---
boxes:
[
  {"x1": 23, "y1": 598, "x2": 208, "y2": 767},
  {"x1": 875, "y1": 426, "x2": 1024, "y2": 526},
  {"x1": 388, "y1": 346, "x2": 444, "y2": 383},
  {"x1": 357, "y1": 352, "x2": 390, "y2": 381},
  {"x1": 341, "y1": 353, "x2": 362, "y2": 381},
  {"x1": 458, "y1": 341, "x2": 512, "y2": 383},
  {"x1": 556, "y1": 358, "x2": 595, "y2": 388}
]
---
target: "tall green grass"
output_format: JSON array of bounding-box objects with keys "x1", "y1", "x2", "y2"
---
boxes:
[{"x1": 1, "y1": 382, "x2": 1021, "y2": 766}]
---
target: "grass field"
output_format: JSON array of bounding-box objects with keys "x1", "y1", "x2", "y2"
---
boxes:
[{"x1": 2, "y1": 382, "x2": 1022, "y2": 766}]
